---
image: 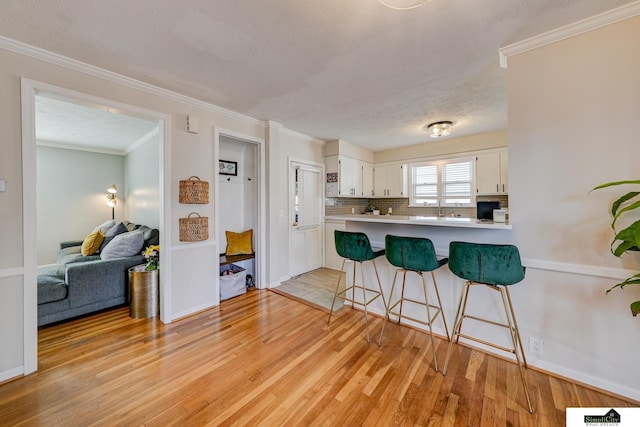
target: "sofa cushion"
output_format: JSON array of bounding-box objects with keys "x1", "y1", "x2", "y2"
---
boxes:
[
  {"x1": 92, "y1": 219, "x2": 116, "y2": 234},
  {"x1": 100, "y1": 230, "x2": 144, "y2": 260},
  {"x1": 37, "y1": 275, "x2": 68, "y2": 304},
  {"x1": 81, "y1": 230, "x2": 104, "y2": 256},
  {"x1": 99, "y1": 222, "x2": 128, "y2": 252},
  {"x1": 37, "y1": 264, "x2": 65, "y2": 278}
]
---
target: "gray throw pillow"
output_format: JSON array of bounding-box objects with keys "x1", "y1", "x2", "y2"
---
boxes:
[
  {"x1": 99, "y1": 222, "x2": 128, "y2": 252},
  {"x1": 100, "y1": 230, "x2": 144, "y2": 260},
  {"x1": 92, "y1": 219, "x2": 116, "y2": 234}
]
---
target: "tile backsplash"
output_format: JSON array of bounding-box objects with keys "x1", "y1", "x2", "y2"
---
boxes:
[{"x1": 325, "y1": 195, "x2": 508, "y2": 218}]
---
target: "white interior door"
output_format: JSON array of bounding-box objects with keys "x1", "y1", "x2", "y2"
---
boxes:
[{"x1": 290, "y1": 161, "x2": 322, "y2": 277}]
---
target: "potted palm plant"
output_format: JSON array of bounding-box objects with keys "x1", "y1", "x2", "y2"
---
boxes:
[{"x1": 591, "y1": 180, "x2": 640, "y2": 316}]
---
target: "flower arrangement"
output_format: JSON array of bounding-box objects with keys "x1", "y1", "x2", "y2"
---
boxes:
[{"x1": 142, "y1": 245, "x2": 160, "y2": 270}]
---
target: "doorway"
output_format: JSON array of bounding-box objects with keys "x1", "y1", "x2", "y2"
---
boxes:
[
  {"x1": 21, "y1": 78, "x2": 171, "y2": 374},
  {"x1": 289, "y1": 160, "x2": 323, "y2": 277},
  {"x1": 215, "y1": 130, "x2": 266, "y2": 292}
]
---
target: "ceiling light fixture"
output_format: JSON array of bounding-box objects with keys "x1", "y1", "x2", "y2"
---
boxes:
[
  {"x1": 425, "y1": 121, "x2": 453, "y2": 138},
  {"x1": 378, "y1": 0, "x2": 427, "y2": 11}
]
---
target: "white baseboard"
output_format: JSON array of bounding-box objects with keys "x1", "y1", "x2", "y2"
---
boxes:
[{"x1": 0, "y1": 366, "x2": 24, "y2": 384}]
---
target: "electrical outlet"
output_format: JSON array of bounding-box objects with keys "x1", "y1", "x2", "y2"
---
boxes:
[{"x1": 529, "y1": 336, "x2": 544, "y2": 356}]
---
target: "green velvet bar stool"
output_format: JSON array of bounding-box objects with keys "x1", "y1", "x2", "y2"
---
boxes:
[
  {"x1": 443, "y1": 241, "x2": 533, "y2": 414},
  {"x1": 328, "y1": 230, "x2": 388, "y2": 343},
  {"x1": 378, "y1": 235, "x2": 450, "y2": 372}
]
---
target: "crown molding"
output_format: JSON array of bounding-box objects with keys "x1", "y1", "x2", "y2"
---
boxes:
[
  {"x1": 499, "y1": 0, "x2": 640, "y2": 68},
  {"x1": 0, "y1": 36, "x2": 265, "y2": 128},
  {"x1": 126, "y1": 127, "x2": 161, "y2": 155},
  {"x1": 36, "y1": 139, "x2": 127, "y2": 156},
  {"x1": 281, "y1": 127, "x2": 326, "y2": 145}
]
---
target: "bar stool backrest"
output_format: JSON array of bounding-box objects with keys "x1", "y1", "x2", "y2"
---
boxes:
[
  {"x1": 448, "y1": 241, "x2": 525, "y2": 286},
  {"x1": 334, "y1": 230, "x2": 377, "y2": 262},
  {"x1": 385, "y1": 235, "x2": 443, "y2": 272}
]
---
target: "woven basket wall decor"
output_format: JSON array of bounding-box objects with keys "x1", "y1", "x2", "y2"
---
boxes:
[
  {"x1": 179, "y1": 176, "x2": 209, "y2": 204},
  {"x1": 179, "y1": 212, "x2": 209, "y2": 242}
]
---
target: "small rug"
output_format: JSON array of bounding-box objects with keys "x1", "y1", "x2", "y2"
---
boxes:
[{"x1": 271, "y1": 268, "x2": 346, "y2": 313}]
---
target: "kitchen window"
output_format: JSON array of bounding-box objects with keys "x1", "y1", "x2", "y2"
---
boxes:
[{"x1": 409, "y1": 157, "x2": 475, "y2": 207}]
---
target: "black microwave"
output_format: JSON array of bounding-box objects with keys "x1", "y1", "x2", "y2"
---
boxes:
[{"x1": 476, "y1": 201, "x2": 500, "y2": 220}]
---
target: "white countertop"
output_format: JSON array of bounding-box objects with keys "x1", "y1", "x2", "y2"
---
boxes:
[{"x1": 325, "y1": 214, "x2": 512, "y2": 229}]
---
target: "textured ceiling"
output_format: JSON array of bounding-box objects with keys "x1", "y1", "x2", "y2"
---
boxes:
[
  {"x1": 35, "y1": 95, "x2": 159, "y2": 154},
  {"x1": 1, "y1": 0, "x2": 634, "y2": 151}
]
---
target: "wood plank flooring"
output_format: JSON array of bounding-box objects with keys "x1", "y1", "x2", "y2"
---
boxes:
[{"x1": 0, "y1": 289, "x2": 635, "y2": 426}]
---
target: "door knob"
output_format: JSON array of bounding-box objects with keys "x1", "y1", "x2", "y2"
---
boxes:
[{"x1": 292, "y1": 222, "x2": 298, "y2": 226}]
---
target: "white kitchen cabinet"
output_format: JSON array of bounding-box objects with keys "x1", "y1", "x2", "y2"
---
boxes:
[
  {"x1": 373, "y1": 163, "x2": 407, "y2": 197},
  {"x1": 363, "y1": 163, "x2": 374, "y2": 198},
  {"x1": 324, "y1": 155, "x2": 372, "y2": 197},
  {"x1": 476, "y1": 150, "x2": 508, "y2": 195},
  {"x1": 324, "y1": 220, "x2": 346, "y2": 270}
]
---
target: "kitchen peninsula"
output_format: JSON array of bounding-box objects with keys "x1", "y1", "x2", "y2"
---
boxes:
[
  {"x1": 324, "y1": 213, "x2": 518, "y2": 341},
  {"x1": 324, "y1": 213, "x2": 515, "y2": 274}
]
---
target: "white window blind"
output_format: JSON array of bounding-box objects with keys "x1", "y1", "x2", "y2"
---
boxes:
[
  {"x1": 411, "y1": 162, "x2": 438, "y2": 205},
  {"x1": 442, "y1": 159, "x2": 473, "y2": 205}
]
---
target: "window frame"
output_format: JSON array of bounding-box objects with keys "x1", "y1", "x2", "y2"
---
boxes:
[{"x1": 408, "y1": 156, "x2": 476, "y2": 207}]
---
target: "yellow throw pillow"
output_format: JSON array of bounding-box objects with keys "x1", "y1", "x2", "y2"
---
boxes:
[
  {"x1": 81, "y1": 229, "x2": 105, "y2": 256},
  {"x1": 225, "y1": 229, "x2": 253, "y2": 256}
]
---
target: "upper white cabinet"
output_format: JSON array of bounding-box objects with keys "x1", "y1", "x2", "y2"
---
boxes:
[
  {"x1": 476, "y1": 149, "x2": 508, "y2": 195},
  {"x1": 363, "y1": 163, "x2": 374, "y2": 198},
  {"x1": 373, "y1": 163, "x2": 407, "y2": 197},
  {"x1": 325, "y1": 155, "x2": 372, "y2": 197}
]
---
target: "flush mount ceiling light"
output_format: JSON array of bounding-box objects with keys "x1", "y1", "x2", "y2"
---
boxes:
[
  {"x1": 378, "y1": 0, "x2": 428, "y2": 10},
  {"x1": 425, "y1": 121, "x2": 453, "y2": 138}
]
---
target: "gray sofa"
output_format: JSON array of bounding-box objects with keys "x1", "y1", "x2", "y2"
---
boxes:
[{"x1": 37, "y1": 222, "x2": 159, "y2": 326}]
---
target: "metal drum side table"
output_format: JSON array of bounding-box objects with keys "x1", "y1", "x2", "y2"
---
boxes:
[{"x1": 128, "y1": 265, "x2": 159, "y2": 319}]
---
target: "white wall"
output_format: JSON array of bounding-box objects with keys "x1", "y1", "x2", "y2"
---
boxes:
[
  {"x1": 125, "y1": 132, "x2": 160, "y2": 228},
  {"x1": 36, "y1": 145, "x2": 125, "y2": 264},
  {"x1": 266, "y1": 124, "x2": 325, "y2": 285},
  {"x1": 506, "y1": 15, "x2": 640, "y2": 399},
  {"x1": 374, "y1": 131, "x2": 507, "y2": 163},
  {"x1": 0, "y1": 42, "x2": 266, "y2": 380}
]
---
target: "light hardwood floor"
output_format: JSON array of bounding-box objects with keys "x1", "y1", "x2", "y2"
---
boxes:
[{"x1": 0, "y1": 289, "x2": 635, "y2": 426}]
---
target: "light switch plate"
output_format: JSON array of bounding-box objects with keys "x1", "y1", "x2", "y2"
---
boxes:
[
  {"x1": 187, "y1": 115, "x2": 199, "y2": 134},
  {"x1": 0, "y1": 179, "x2": 6, "y2": 192}
]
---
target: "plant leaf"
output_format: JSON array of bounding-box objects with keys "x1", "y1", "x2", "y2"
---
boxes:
[
  {"x1": 631, "y1": 300, "x2": 640, "y2": 317},
  {"x1": 611, "y1": 191, "x2": 640, "y2": 218},
  {"x1": 591, "y1": 180, "x2": 640, "y2": 192},
  {"x1": 612, "y1": 200, "x2": 640, "y2": 230},
  {"x1": 612, "y1": 240, "x2": 638, "y2": 257},
  {"x1": 606, "y1": 274, "x2": 640, "y2": 294}
]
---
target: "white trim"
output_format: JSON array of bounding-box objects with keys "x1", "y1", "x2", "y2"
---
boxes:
[
  {"x1": 170, "y1": 300, "x2": 218, "y2": 322},
  {"x1": 499, "y1": 1, "x2": 640, "y2": 68},
  {"x1": 521, "y1": 258, "x2": 634, "y2": 281},
  {"x1": 171, "y1": 241, "x2": 217, "y2": 252},
  {"x1": 0, "y1": 367, "x2": 25, "y2": 384},
  {"x1": 21, "y1": 78, "x2": 173, "y2": 367},
  {"x1": 0, "y1": 36, "x2": 264, "y2": 128},
  {"x1": 431, "y1": 247, "x2": 633, "y2": 281},
  {"x1": 36, "y1": 139, "x2": 129, "y2": 156},
  {"x1": 125, "y1": 127, "x2": 160, "y2": 155},
  {"x1": 0, "y1": 267, "x2": 24, "y2": 279},
  {"x1": 281, "y1": 127, "x2": 325, "y2": 145},
  {"x1": 21, "y1": 79, "x2": 38, "y2": 375}
]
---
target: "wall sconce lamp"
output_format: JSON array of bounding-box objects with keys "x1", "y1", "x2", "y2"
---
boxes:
[
  {"x1": 425, "y1": 121, "x2": 453, "y2": 138},
  {"x1": 106, "y1": 184, "x2": 117, "y2": 220}
]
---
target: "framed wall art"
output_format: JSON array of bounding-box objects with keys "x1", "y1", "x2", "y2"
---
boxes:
[{"x1": 219, "y1": 159, "x2": 238, "y2": 176}]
